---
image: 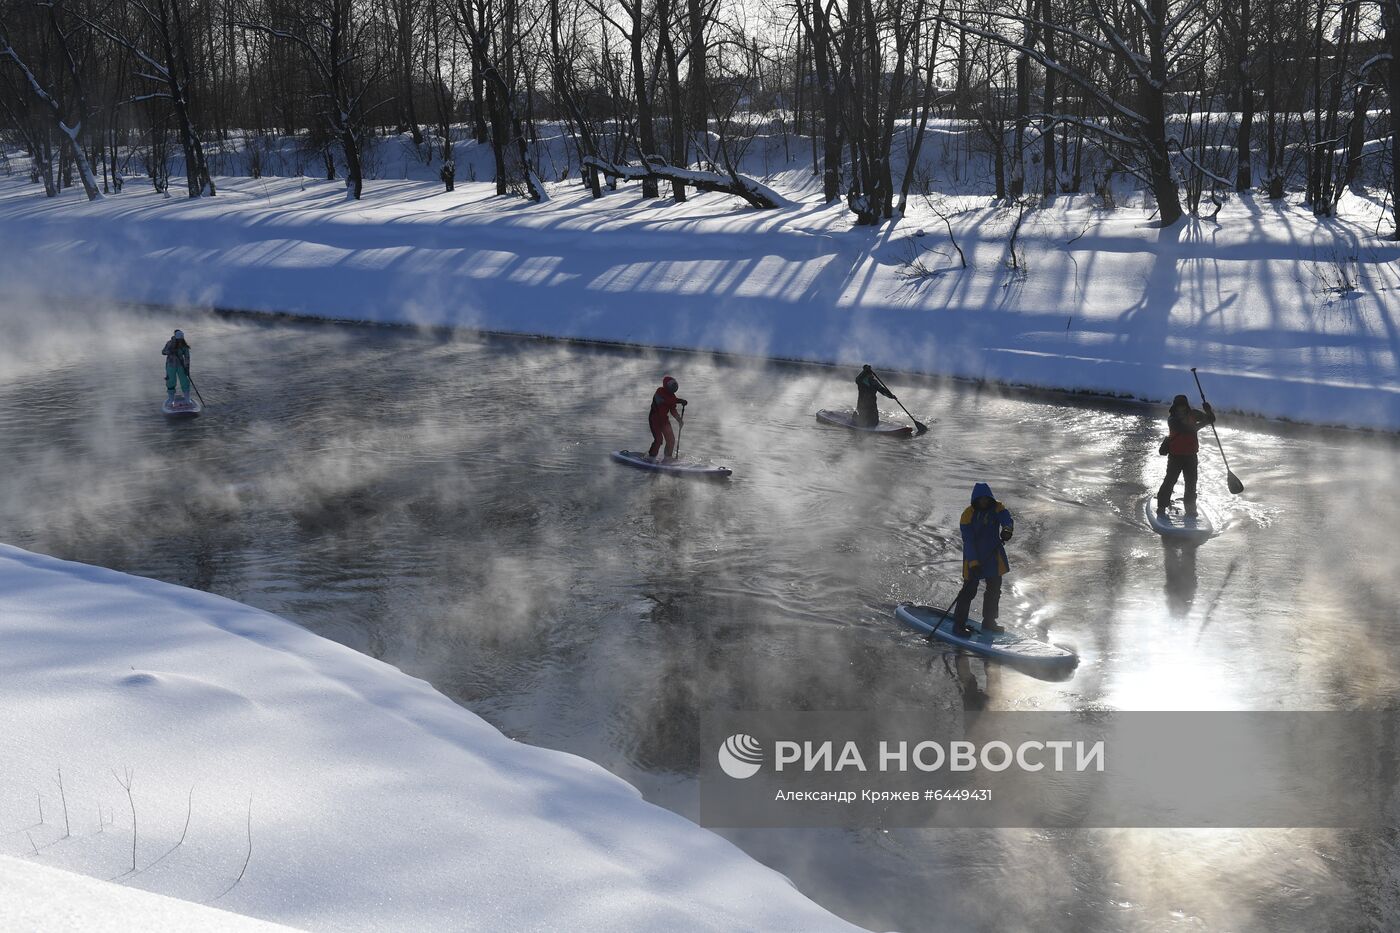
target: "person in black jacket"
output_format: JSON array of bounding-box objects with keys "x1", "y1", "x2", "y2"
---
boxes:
[{"x1": 855, "y1": 365, "x2": 895, "y2": 427}]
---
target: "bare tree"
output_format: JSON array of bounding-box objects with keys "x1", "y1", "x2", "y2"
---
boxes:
[
  {"x1": 0, "y1": 1, "x2": 104, "y2": 199},
  {"x1": 947, "y1": 0, "x2": 1224, "y2": 225},
  {"x1": 81, "y1": 0, "x2": 216, "y2": 196},
  {"x1": 237, "y1": 0, "x2": 384, "y2": 199}
]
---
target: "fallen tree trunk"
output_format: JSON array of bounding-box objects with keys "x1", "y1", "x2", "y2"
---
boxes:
[{"x1": 582, "y1": 155, "x2": 787, "y2": 209}]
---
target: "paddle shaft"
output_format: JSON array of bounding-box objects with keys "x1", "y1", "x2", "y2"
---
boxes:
[
  {"x1": 871, "y1": 371, "x2": 927, "y2": 433},
  {"x1": 673, "y1": 401, "x2": 686, "y2": 456},
  {"x1": 930, "y1": 586, "x2": 964, "y2": 636},
  {"x1": 177, "y1": 359, "x2": 206, "y2": 407},
  {"x1": 1190, "y1": 368, "x2": 1240, "y2": 490}
]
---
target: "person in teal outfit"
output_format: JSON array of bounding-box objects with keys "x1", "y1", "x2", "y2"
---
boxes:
[{"x1": 162, "y1": 329, "x2": 192, "y2": 401}]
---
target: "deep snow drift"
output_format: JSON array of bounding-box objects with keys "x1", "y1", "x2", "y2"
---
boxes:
[
  {"x1": 2, "y1": 168, "x2": 1395, "y2": 431},
  {"x1": 0, "y1": 855, "x2": 298, "y2": 932},
  {"x1": 0, "y1": 544, "x2": 861, "y2": 932}
]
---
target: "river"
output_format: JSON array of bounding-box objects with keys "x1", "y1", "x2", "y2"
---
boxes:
[{"x1": 2, "y1": 302, "x2": 1396, "y2": 932}]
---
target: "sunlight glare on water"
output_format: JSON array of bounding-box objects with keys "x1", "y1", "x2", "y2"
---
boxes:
[{"x1": 0, "y1": 301, "x2": 1396, "y2": 932}]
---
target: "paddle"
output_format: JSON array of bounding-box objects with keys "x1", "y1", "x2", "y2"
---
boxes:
[
  {"x1": 871, "y1": 371, "x2": 928, "y2": 435},
  {"x1": 1190, "y1": 368, "x2": 1243, "y2": 495},
  {"x1": 672, "y1": 401, "x2": 686, "y2": 458},
  {"x1": 177, "y1": 360, "x2": 206, "y2": 407},
  {"x1": 926, "y1": 587, "x2": 964, "y2": 639}
]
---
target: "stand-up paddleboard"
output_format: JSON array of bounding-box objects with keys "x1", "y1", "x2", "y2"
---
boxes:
[
  {"x1": 611, "y1": 450, "x2": 732, "y2": 479},
  {"x1": 895, "y1": 602, "x2": 1078, "y2": 670},
  {"x1": 815, "y1": 409, "x2": 914, "y2": 437},
  {"x1": 1144, "y1": 496, "x2": 1214, "y2": 541},
  {"x1": 162, "y1": 396, "x2": 202, "y2": 417}
]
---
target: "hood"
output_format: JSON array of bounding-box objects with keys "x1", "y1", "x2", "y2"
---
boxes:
[{"x1": 971, "y1": 482, "x2": 994, "y2": 505}]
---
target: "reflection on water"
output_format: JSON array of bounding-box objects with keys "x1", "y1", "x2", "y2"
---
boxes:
[
  {"x1": 0, "y1": 302, "x2": 1397, "y2": 932},
  {"x1": 1163, "y1": 542, "x2": 1198, "y2": 618}
]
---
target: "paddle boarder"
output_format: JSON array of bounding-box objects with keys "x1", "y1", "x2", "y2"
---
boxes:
[
  {"x1": 1155, "y1": 394, "x2": 1215, "y2": 518},
  {"x1": 647, "y1": 375, "x2": 688, "y2": 461},
  {"x1": 855, "y1": 364, "x2": 896, "y2": 428},
  {"x1": 162, "y1": 329, "x2": 192, "y2": 402},
  {"x1": 952, "y1": 482, "x2": 1014, "y2": 637}
]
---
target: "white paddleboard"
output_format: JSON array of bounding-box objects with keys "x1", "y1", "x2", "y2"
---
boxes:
[
  {"x1": 1144, "y1": 496, "x2": 1214, "y2": 541},
  {"x1": 895, "y1": 602, "x2": 1078, "y2": 670},
  {"x1": 611, "y1": 450, "x2": 732, "y2": 478},
  {"x1": 161, "y1": 396, "x2": 202, "y2": 417},
  {"x1": 815, "y1": 409, "x2": 914, "y2": 436}
]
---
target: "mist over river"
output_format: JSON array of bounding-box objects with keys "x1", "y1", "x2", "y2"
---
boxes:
[{"x1": 2, "y1": 301, "x2": 1397, "y2": 932}]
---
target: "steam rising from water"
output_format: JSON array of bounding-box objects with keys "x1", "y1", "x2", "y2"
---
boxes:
[{"x1": 1, "y1": 295, "x2": 1397, "y2": 932}]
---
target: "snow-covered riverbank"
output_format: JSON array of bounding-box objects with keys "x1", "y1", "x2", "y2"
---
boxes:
[
  {"x1": 0, "y1": 544, "x2": 862, "y2": 932},
  {"x1": 2, "y1": 173, "x2": 1397, "y2": 431}
]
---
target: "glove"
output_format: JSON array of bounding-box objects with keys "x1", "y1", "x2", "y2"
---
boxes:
[
  {"x1": 677, "y1": 398, "x2": 688, "y2": 407},
  {"x1": 1202, "y1": 402, "x2": 1213, "y2": 413},
  {"x1": 1000, "y1": 527, "x2": 1013, "y2": 542}
]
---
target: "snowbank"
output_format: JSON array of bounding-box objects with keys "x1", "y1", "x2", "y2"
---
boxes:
[
  {"x1": 0, "y1": 544, "x2": 862, "y2": 932},
  {"x1": 0, "y1": 855, "x2": 299, "y2": 932},
  {"x1": 1, "y1": 172, "x2": 1396, "y2": 430}
]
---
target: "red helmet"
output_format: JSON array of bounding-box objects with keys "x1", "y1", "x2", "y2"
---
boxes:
[{"x1": 662, "y1": 375, "x2": 679, "y2": 392}]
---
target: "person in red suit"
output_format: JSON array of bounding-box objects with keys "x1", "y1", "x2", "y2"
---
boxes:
[
  {"x1": 648, "y1": 375, "x2": 688, "y2": 460},
  {"x1": 1156, "y1": 394, "x2": 1215, "y2": 517}
]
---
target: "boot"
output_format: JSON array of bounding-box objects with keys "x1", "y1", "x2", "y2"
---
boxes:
[
  {"x1": 982, "y1": 620, "x2": 1006, "y2": 634},
  {"x1": 951, "y1": 622, "x2": 973, "y2": 638},
  {"x1": 166, "y1": 390, "x2": 176, "y2": 402}
]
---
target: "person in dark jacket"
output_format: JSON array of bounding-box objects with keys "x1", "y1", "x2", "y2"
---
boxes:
[
  {"x1": 1156, "y1": 394, "x2": 1215, "y2": 517},
  {"x1": 647, "y1": 375, "x2": 688, "y2": 460},
  {"x1": 161, "y1": 329, "x2": 192, "y2": 401},
  {"x1": 951, "y1": 482, "x2": 1014, "y2": 637},
  {"x1": 855, "y1": 364, "x2": 896, "y2": 427}
]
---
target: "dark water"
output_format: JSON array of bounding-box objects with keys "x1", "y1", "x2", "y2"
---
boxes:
[{"x1": 2, "y1": 304, "x2": 1397, "y2": 932}]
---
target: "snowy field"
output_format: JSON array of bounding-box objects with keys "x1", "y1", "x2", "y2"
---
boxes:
[
  {"x1": 0, "y1": 544, "x2": 862, "y2": 932},
  {"x1": 1, "y1": 158, "x2": 1397, "y2": 431}
]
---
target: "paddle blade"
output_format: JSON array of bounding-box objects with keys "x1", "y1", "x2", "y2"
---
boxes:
[
  {"x1": 1227, "y1": 471, "x2": 1244, "y2": 495},
  {"x1": 913, "y1": 420, "x2": 929, "y2": 435}
]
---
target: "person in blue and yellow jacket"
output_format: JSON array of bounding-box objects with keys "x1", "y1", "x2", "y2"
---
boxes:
[{"x1": 952, "y1": 482, "x2": 1014, "y2": 637}]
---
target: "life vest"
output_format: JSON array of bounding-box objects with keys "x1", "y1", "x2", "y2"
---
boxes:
[
  {"x1": 650, "y1": 385, "x2": 681, "y2": 423},
  {"x1": 1166, "y1": 410, "x2": 1202, "y2": 456}
]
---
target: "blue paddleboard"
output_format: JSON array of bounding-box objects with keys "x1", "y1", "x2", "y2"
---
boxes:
[
  {"x1": 895, "y1": 602, "x2": 1078, "y2": 669},
  {"x1": 611, "y1": 450, "x2": 732, "y2": 479}
]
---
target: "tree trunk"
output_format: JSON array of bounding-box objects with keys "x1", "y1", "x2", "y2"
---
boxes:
[
  {"x1": 341, "y1": 126, "x2": 362, "y2": 199},
  {"x1": 1010, "y1": 4, "x2": 1030, "y2": 199},
  {"x1": 1264, "y1": 0, "x2": 1284, "y2": 198},
  {"x1": 162, "y1": 0, "x2": 215, "y2": 196},
  {"x1": 1143, "y1": 0, "x2": 1182, "y2": 225},
  {"x1": 685, "y1": 0, "x2": 708, "y2": 135},
  {"x1": 1387, "y1": 0, "x2": 1400, "y2": 236},
  {"x1": 1041, "y1": 0, "x2": 1056, "y2": 198},
  {"x1": 628, "y1": 4, "x2": 659, "y2": 199},
  {"x1": 1343, "y1": 82, "x2": 1373, "y2": 188},
  {"x1": 897, "y1": 0, "x2": 944, "y2": 213},
  {"x1": 801, "y1": 0, "x2": 842, "y2": 202},
  {"x1": 1233, "y1": 0, "x2": 1254, "y2": 192}
]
